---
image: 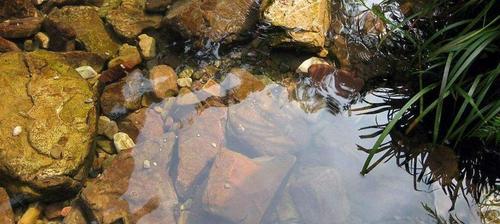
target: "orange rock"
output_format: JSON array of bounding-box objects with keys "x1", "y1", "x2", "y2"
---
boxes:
[
  {"x1": 149, "y1": 65, "x2": 178, "y2": 99},
  {"x1": 222, "y1": 68, "x2": 265, "y2": 101},
  {"x1": 202, "y1": 149, "x2": 296, "y2": 224}
]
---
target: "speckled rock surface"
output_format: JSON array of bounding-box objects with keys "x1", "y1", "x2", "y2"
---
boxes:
[
  {"x1": 164, "y1": 0, "x2": 258, "y2": 44},
  {"x1": 0, "y1": 51, "x2": 96, "y2": 200},
  {"x1": 261, "y1": 0, "x2": 331, "y2": 50},
  {"x1": 48, "y1": 6, "x2": 119, "y2": 58}
]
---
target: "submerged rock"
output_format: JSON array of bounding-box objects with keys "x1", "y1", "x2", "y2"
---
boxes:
[
  {"x1": 117, "y1": 107, "x2": 164, "y2": 141},
  {"x1": 100, "y1": 70, "x2": 150, "y2": 119},
  {"x1": 288, "y1": 166, "x2": 350, "y2": 224},
  {"x1": 0, "y1": 51, "x2": 96, "y2": 200},
  {"x1": 150, "y1": 65, "x2": 178, "y2": 99},
  {"x1": 164, "y1": 0, "x2": 259, "y2": 44},
  {"x1": 226, "y1": 84, "x2": 310, "y2": 157},
  {"x1": 175, "y1": 107, "x2": 227, "y2": 199},
  {"x1": 81, "y1": 139, "x2": 178, "y2": 224},
  {"x1": 47, "y1": 6, "x2": 119, "y2": 58},
  {"x1": 0, "y1": 188, "x2": 14, "y2": 224},
  {"x1": 260, "y1": 0, "x2": 331, "y2": 51},
  {"x1": 221, "y1": 68, "x2": 265, "y2": 102},
  {"x1": 202, "y1": 149, "x2": 296, "y2": 224},
  {"x1": 108, "y1": 44, "x2": 142, "y2": 69}
]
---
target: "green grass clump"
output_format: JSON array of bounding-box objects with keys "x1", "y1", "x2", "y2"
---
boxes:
[{"x1": 360, "y1": 0, "x2": 500, "y2": 174}]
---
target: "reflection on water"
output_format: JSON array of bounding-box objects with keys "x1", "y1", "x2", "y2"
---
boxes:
[{"x1": 86, "y1": 68, "x2": 484, "y2": 223}]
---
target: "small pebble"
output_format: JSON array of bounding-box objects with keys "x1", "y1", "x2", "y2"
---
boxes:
[
  {"x1": 76, "y1": 66, "x2": 98, "y2": 79},
  {"x1": 211, "y1": 143, "x2": 217, "y2": 148},
  {"x1": 113, "y1": 132, "x2": 135, "y2": 152},
  {"x1": 143, "y1": 160, "x2": 151, "y2": 169},
  {"x1": 177, "y1": 77, "x2": 193, "y2": 88},
  {"x1": 12, "y1": 126, "x2": 22, "y2": 136}
]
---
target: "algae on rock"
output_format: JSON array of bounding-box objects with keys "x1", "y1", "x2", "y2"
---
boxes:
[{"x1": 0, "y1": 51, "x2": 96, "y2": 200}]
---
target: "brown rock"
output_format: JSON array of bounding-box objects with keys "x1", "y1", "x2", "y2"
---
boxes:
[
  {"x1": 43, "y1": 201, "x2": 65, "y2": 220},
  {"x1": 0, "y1": 17, "x2": 43, "y2": 38},
  {"x1": 118, "y1": 108, "x2": 164, "y2": 142},
  {"x1": 202, "y1": 149, "x2": 296, "y2": 224},
  {"x1": 100, "y1": 69, "x2": 150, "y2": 119},
  {"x1": 145, "y1": 0, "x2": 172, "y2": 13},
  {"x1": 106, "y1": 7, "x2": 162, "y2": 40},
  {"x1": 47, "y1": 6, "x2": 119, "y2": 58},
  {"x1": 164, "y1": 0, "x2": 259, "y2": 44},
  {"x1": 150, "y1": 65, "x2": 178, "y2": 99},
  {"x1": 61, "y1": 51, "x2": 106, "y2": 72},
  {"x1": 175, "y1": 107, "x2": 227, "y2": 198},
  {"x1": 42, "y1": 17, "x2": 76, "y2": 51},
  {"x1": 0, "y1": 37, "x2": 21, "y2": 52},
  {"x1": 80, "y1": 137, "x2": 178, "y2": 224},
  {"x1": 0, "y1": 0, "x2": 38, "y2": 20},
  {"x1": 0, "y1": 188, "x2": 14, "y2": 224},
  {"x1": 222, "y1": 68, "x2": 265, "y2": 101},
  {"x1": 62, "y1": 204, "x2": 87, "y2": 224},
  {"x1": 108, "y1": 44, "x2": 142, "y2": 69}
]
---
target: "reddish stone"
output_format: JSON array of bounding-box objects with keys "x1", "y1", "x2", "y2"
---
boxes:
[
  {"x1": 81, "y1": 139, "x2": 178, "y2": 224},
  {"x1": 175, "y1": 107, "x2": 227, "y2": 198},
  {"x1": 202, "y1": 149, "x2": 296, "y2": 224},
  {"x1": 0, "y1": 37, "x2": 20, "y2": 52},
  {"x1": 0, "y1": 17, "x2": 43, "y2": 38},
  {"x1": 118, "y1": 108, "x2": 164, "y2": 142},
  {"x1": 149, "y1": 65, "x2": 178, "y2": 99},
  {"x1": 222, "y1": 68, "x2": 265, "y2": 101},
  {"x1": 0, "y1": 188, "x2": 14, "y2": 224}
]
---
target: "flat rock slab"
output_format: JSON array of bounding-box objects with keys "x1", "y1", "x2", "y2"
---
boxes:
[
  {"x1": 106, "y1": 7, "x2": 162, "y2": 40},
  {"x1": 202, "y1": 149, "x2": 296, "y2": 224},
  {"x1": 48, "y1": 6, "x2": 119, "y2": 58},
  {"x1": 164, "y1": 0, "x2": 258, "y2": 44},
  {"x1": 0, "y1": 51, "x2": 96, "y2": 200},
  {"x1": 175, "y1": 107, "x2": 227, "y2": 199},
  {"x1": 0, "y1": 17, "x2": 43, "y2": 38},
  {"x1": 261, "y1": 0, "x2": 331, "y2": 50},
  {"x1": 226, "y1": 84, "x2": 310, "y2": 157}
]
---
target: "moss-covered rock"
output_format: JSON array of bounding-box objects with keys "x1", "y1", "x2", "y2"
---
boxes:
[
  {"x1": 0, "y1": 51, "x2": 96, "y2": 201},
  {"x1": 48, "y1": 6, "x2": 119, "y2": 58}
]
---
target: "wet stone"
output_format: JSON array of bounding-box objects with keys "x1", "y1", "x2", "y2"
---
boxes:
[
  {"x1": 145, "y1": 0, "x2": 171, "y2": 13},
  {"x1": 0, "y1": 17, "x2": 43, "y2": 39},
  {"x1": 0, "y1": 0, "x2": 39, "y2": 20},
  {"x1": 261, "y1": 0, "x2": 331, "y2": 51},
  {"x1": 106, "y1": 6, "x2": 162, "y2": 40},
  {"x1": 80, "y1": 145, "x2": 178, "y2": 224},
  {"x1": 61, "y1": 51, "x2": 106, "y2": 73},
  {"x1": 0, "y1": 51, "x2": 96, "y2": 200},
  {"x1": 164, "y1": 0, "x2": 259, "y2": 44},
  {"x1": 226, "y1": 84, "x2": 310, "y2": 157},
  {"x1": 97, "y1": 116, "x2": 119, "y2": 140},
  {"x1": 47, "y1": 6, "x2": 119, "y2": 58},
  {"x1": 221, "y1": 68, "x2": 265, "y2": 102},
  {"x1": 117, "y1": 107, "x2": 164, "y2": 142},
  {"x1": 75, "y1": 65, "x2": 98, "y2": 79},
  {"x1": 113, "y1": 132, "x2": 135, "y2": 152},
  {"x1": 138, "y1": 34, "x2": 156, "y2": 60},
  {"x1": 34, "y1": 32, "x2": 49, "y2": 49},
  {"x1": 175, "y1": 107, "x2": 227, "y2": 199},
  {"x1": 149, "y1": 65, "x2": 178, "y2": 99},
  {"x1": 108, "y1": 44, "x2": 142, "y2": 69},
  {"x1": 62, "y1": 204, "x2": 87, "y2": 224},
  {"x1": 177, "y1": 77, "x2": 193, "y2": 88},
  {"x1": 0, "y1": 37, "x2": 21, "y2": 52},
  {"x1": 100, "y1": 70, "x2": 150, "y2": 119},
  {"x1": 202, "y1": 149, "x2": 296, "y2": 224},
  {"x1": 288, "y1": 166, "x2": 350, "y2": 224},
  {"x1": 0, "y1": 188, "x2": 14, "y2": 224}
]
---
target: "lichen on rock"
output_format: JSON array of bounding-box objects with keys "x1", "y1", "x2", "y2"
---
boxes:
[{"x1": 0, "y1": 51, "x2": 96, "y2": 200}]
